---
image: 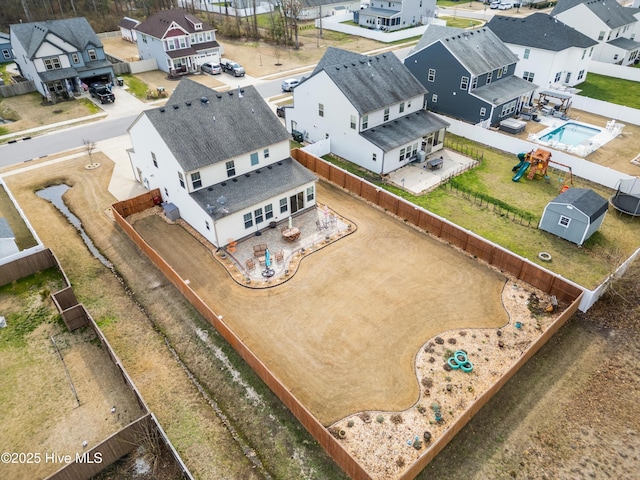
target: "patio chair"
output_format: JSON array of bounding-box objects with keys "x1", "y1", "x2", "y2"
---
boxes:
[
  {"x1": 245, "y1": 259, "x2": 256, "y2": 270},
  {"x1": 275, "y1": 250, "x2": 284, "y2": 262}
]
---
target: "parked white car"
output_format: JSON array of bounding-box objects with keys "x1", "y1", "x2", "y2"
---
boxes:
[
  {"x1": 498, "y1": 2, "x2": 513, "y2": 9},
  {"x1": 281, "y1": 78, "x2": 300, "y2": 92}
]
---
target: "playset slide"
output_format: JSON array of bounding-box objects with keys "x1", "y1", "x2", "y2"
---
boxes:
[{"x1": 512, "y1": 161, "x2": 530, "y2": 182}]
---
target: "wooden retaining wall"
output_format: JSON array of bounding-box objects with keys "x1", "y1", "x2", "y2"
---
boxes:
[
  {"x1": 292, "y1": 148, "x2": 583, "y2": 304},
  {"x1": 111, "y1": 197, "x2": 373, "y2": 479}
]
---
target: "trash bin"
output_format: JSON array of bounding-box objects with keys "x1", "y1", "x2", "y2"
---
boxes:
[{"x1": 116, "y1": 77, "x2": 124, "y2": 87}]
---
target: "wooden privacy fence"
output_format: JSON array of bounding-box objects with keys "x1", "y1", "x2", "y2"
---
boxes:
[
  {"x1": 0, "y1": 248, "x2": 60, "y2": 285},
  {"x1": 292, "y1": 148, "x2": 583, "y2": 304},
  {"x1": 111, "y1": 195, "x2": 373, "y2": 479},
  {"x1": 0, "y1": 80, "x2": 37, "y2": 98}
]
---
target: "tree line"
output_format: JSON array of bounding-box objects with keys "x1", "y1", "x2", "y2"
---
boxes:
[{"x1": 1, "y1": 0, "x2": 307, "y2": 50}]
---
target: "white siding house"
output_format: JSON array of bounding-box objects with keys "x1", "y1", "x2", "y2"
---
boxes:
[
  {"x1": 128, "y1": 79, "x2": 316, "y2": 248},
  {"x1": 551, "y1": 0, "x2": 640, "y2": 65},
  {"x1": 487, "y1": 13, "x2": 597, "y2": 91},
  {"x1": 285, "y1": 47, "x2": 448, "y2": 175}
]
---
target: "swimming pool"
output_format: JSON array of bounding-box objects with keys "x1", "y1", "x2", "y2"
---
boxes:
[{"x1": 538, "y1": 122, "x2": 601, "y2": 147}]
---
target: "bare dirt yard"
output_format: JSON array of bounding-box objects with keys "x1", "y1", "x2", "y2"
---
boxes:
[{"x1": 2, "y1": 146, "x2": 640, "y2": 479}]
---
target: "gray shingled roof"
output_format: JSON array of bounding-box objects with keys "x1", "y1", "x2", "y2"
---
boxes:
[
  {"x1": 472, "y1": 75, "x2": 538, "y2": 105},
  {"x1": 549, "y1": 188, "x2": 608, "y2": 222},
  {"x1": 411, "y1": 26, "x2": 519, "y2": 76},
  {"x1": 360, "y1": 110, "x2": 449, "y2": 152},
  {"x1": 118, "y1": 17, "x2": 140, "y2": 30},
  {"x1": 552, "y1": 0, "x2": 637, "y2": 28},
  {"x1": 608, "y1": 36, "x2": 640, "y2": 50},
  {"x1": 137, "y1": 79, "x2": 290, "y2": 172},
  {"x1": 10, "y1": 18, "x2": 102, "y2": 59},
  {"x1": 487, "y1": 13, "x2": 596, "y2": 51},
  {"x1": 191, "y1": 158, "x2": 317, "y2": 219},
  {"x1": 135, "y1": 9, "x2": 215, "y2": 38},
  {"x1": 308, "y1": 47, "x2": 427, "y2": 115}
]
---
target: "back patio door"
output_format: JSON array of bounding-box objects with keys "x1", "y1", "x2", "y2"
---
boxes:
[{"x1": 290, "y1": 192, "x2": 304, "y2": 214}]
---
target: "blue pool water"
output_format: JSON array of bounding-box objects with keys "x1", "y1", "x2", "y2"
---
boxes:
[{"x1": 538, "y1": 122, "x2": 601, "y2": 147}]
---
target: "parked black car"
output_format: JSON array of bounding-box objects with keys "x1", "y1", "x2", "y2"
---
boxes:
[{"x1": 89, "y1": 83, "x2": 115, "y2": 104}]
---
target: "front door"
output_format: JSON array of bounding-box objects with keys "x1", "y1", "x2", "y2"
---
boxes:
[{"x1": 290, "y1": 192, "x2": 304, "y2": 214}]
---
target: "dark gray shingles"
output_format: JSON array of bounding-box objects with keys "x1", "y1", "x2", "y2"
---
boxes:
[
  {"x1": 487, "y1": 13, "x2": 597, "y2": 50},
  {"x1": 10, "y1": 18, "x2": 102, "y2": 59},
  {"x1": 191, "y1": 158, "x2": 317, "y2": 219},
  {"x1": 551, "y1": 188, "x2": 608, "y2": 221},
  {"x1": 142, "y1": 79, "x2": 289, "y2": 172},
  {"x1": 472, "y1": 75, "x2": 538, "y2": 105},
  {"x1": 552, "y1": 0, "x2": 637, "y2": 28},
  {"x1": 608, "y1": 36, "x2": 640, "y2": 50},
  {"x1": 410, "y1": 25, "x2": 463, "y2": 54},
  {"x1": 310, "y1": 47, "x2": 426, "y2": 115},
  {"x1": 360, "y1": 110, "x2": 449, "y2": 152}
]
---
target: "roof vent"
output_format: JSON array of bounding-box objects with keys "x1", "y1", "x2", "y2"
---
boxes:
[
  {"x1": 186, "y1": 101, "x2": 192, "y2": 106},
  {"x1": 245, "y1": 173, "x2": 250, "y2": 177},
  {"x1": 277, "y1": 161, "x2": 282, "y2": 166},
  {"x1": 207, "y1": 187, "x2": 213, "y2": 191},
  {"x1": 232, "y1": 178, "x2": 238, "y2": 182},
  {"x1": 228, "y1": 91, "x2": 234, "y2": 96},
  {"x1": 221, "y1": 182, "x2": 227, "y2": 186},
  {"x1": 267, "y1": 165, "x2": 273, "y2": 169},
  {"x1": 200, "y1": 96, "x2": 209, "y2": 104},
  {"x1": 173, "y1": 104, "x2": 179, "y2": 109},
  {"x1": 216, "y1": 93, "x2": 222, "y2": 99},
  {"x1": 256, "y1": 169, "x2": 261, "y2": 173},
  {"x1": 240, "y1": 89, "x2": 245, "y2": 94},
  {"x1": 159, "y1": 108, "x2": 165, "y2": 112}
]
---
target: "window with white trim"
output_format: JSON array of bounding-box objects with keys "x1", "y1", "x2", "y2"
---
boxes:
[
  {"x1": 191, "y1": 172, "x2": 202, "y2": 189},
  {"x1": 372, "y1": 153, "x2": 377, "y2": 162},
  {"x1": 480, "y1": 107, "x2": 486, "y2": 116},
  {"x1": 598, "y1": 31, "x2": 605, "y2": 41},
  {"x1": 226, "y1": 160, "x2": 235, "y2": 177},
  {"x1": 577, "y1": 69, "x2": 585, "y2": 81},
  {"x1": 279, "y1": 198, "x2": 288, "y2": 213},
  {"x1": 263, "y1": 148, "x2": 269, "y2": 159},
  {"x1": 399, "y1": 102, "x2": 405, "y2": 113},
  {"x1": 427, "y1": 68, "x2": 435, "y2": 82},
  {"x1": 399, "y1": 147, "x2": 406, "y2": 161},
  {"x1": 500, "y1": 100, "x2": 517, "y2": 117},
  {"x1": 383, "y1": 108, "x2": 389, "y2": 122},
  {"x1": 460, "y1": 76, "x2": 469, "y2": 90},
  {"x1": 250, "y1": 152, "x2": 259, "y2": 166},
  {"x1": 265, "y1": 204, "x2": 273, "y2": 220},
  {"x1": 432, "y1": 94, "x2": 438, "y2": 103},
  {"x1": 71, "y1": 53, "x2": 79, "y2": 63},
  {"x1": 152, "y1": 152, "x2": 158, "y2": 168},
  {"x1": 471, "y1": 77, "x2": 478, "y2": 89},
  {"x1": 523, "y1": 71, "x2": 535, "y2": 82},
  {"x1": 244, "y1": 212, "x2": 253, "y2": 229},
  {"x1": 88, "y1": 49, "x2": 97, "y2": 61},
  {"x1": 362, "y1": 115, "x2": 368, "y2": 130},
  {"x1": 559, "y1": 215, "x2": 571, "y2": 228},
  {"x1": 254, "y1": 207, "x2": 263, "y2": 224},
  {"x1": 306, "y1": 186, "x2": 314, "y2": 202},
  {"x1": 554, "y1": 72, "x2": 562, "y2": 83},
  {"x1": 44, "y1": 57, "x2": 61, "y2": 70},
  {"x1": 318, "y1": 103, "x2": 324, "y2": 117},
  {"x1": 486, "y1": 71, "x2": 493, "y2": 84},
  {"x1": 524, "y1": 48, "x2": 530, "y2": 59},
  {"x1": 178, "y1": 171, "x2": 185, "y2": 188},
  {"x1": 350, "y1": 115, "x2": 356, "y2": 129}
]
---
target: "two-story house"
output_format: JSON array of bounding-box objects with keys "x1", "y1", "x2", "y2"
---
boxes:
[
  {"x1": 404, "y1": 26, "x2": 538, "y2": 127},
  {"x1": 354, "y1": 0, "x2": 436, "y2": 31},
  {"x1": 134, "y1": 9, "x2": 222, "y2": 75},
  {"x1": 0, "y1": 32, "x2": 14, "y2": 63},
  {"x1": 127, "y1": 79, "x2": 317, "y2": 248},
  {"x1": 284, "y1": 47, "x2": 449, "y2": 175},
  {"x1": 551, "y1": 0, "x2": 640, "y2": 65},
  {"x1": 10, "y1": 17, "x2": 115, "y2": 99},
  {"x1": 487, "y1": 13, "x2": 597, "y2": 91}
]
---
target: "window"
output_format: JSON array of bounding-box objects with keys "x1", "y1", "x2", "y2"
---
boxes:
[
  {"x1": 205, "y1": 220, "x2": 210, "y2": 230},
  {"x1": 524, "y1": 48, "x2": 530, "y2": 59},
  {"x1": 432, "y1": 94, "x2": 438, "y2": 103},
  {"x1": 191, "y1": 172, "x2": 202, "y2": 189},
  {"x1": 164, "y1": 187, "x2": 169, "y2": 197},
  {"x1": 250, "y1": 152, "x2": 259, "y2": 166},
  {"x1": 179, "y1": 37, "x2": 187, "y2": 49},
  {"x1": 500, "y1": 100, "x2": 517, "y2": 117},
  {"x1": 372, "y1": 153, "x2": 377, "y2": 162},
  {"x1": 598, "y1": 31, "x2": 605, "y2": 41},
  {"x1": 412, "y1": 143, "x2": 418, "y2": 157},
  {"x1": 497, "y1": 68, "x2": 503, "y2": 79},
  {"x1": 44, "y1": 57, "x2": 61, "y2": 70},
  {"x1": 318, "y1": 103, "x2": 324, "y2": 117},
  {"x1": 559, "y1": 215, "x2": 571, "y2": 228},
  {"x1": 427, "y1": 68, "x2": 435, "y2": 82},
  {"x1": 178, "y1": 172, "x2": 185, "y2": 188},
  {"x1": 71, "y1": 53, "x2": 79, "y2": 63},
  {"x1": 503, "y1": 66, "x2": 508, "y2": 76},
  {"x1": 350, "y1": 115, "x2": 356, "y2": 129},
  {"x1": 399, "y1": 147, "x2": 406, "y2": 161},
  {"x1": 2, "y1": 49, "x2": 10, "y2": 59},
  {"x1": 577, "y1": 69, "x2": 585, "y2": 81},
  {"x1": 407, "y1": 100, "x2": 411, "y2": 108},
  {"x1": 565, "y1": 72, "x2": 571, "y2": 83},
  {"x1": 166, "y1": 40, "x2": 175, "y2": 51},
  {"x1": 263, "y1": 148, "x2": 269, "y2": 159},
  {"x1": 581, "y1": 49, "x2": 586, "y2": 60},
  {"x1": 613, "y1": 54, "x2": 619, "y2": 61},
  {"x1": 87, "y1": 49, "x2": 97, "y2": 61},
  {"x1": 244, "y1": 212, "x2": 253, "y2": 229},
  {"x1": 486, "y1": 71, "x2": 493, "y2": 84},
  {"x1": 383, "y1": 108, "x2": 389, "y2": 122},
  {"x1": 306, "y1": 186, "x2": 314, "y2": 202},
  {"x1": 142, "y1": 34, "x2": 147, "y2": 43},
  {"x1": 280, "y1": 198, "x2": 288, "y2": 213},
  {"x1": 589, "y1": 47, "x2": 594, "y2": 57},
  {"x1": 523, "y1": 71, "x2": 535, "y2": 82},
  {"x1": 399, "y1": 102, "x2": 405, "y2": 113},
  {"x1": 254, "y1": 208, "x2": 263, "y2": 224},
  {"x1": 554, "y1": 72, "x2": 562, "y2": 83},
  {"x1": 226, "y1": 160, "x2": 235, "y2": 177},
  {"x1": 362, "y1": 115, "x2": 368, "y2": 130},
  {"x1": 152, "y1": 152, "x2": 158, "y2": 167},
  {"x1": 471, "y1": 77, "x2": 478, "y2": 89},
  {"x1": 265, "y1": 204, "x2": 273, "y2": 220},
  {"x1": 480, "y1": 107, "x2": 486, "y2": 116},
  {"x1": 460, "y1": 76, "x2": 469, "y2": 90}
]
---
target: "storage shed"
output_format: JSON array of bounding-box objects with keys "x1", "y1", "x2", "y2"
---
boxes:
[{"x1": 539, "y1": 188, "x2": 608, "y2": 245}]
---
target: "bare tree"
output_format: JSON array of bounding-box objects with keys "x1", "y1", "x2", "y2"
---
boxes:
[
  {"x1": 282, "y1": 0, "x2": 302, "y2": 49},
  {"x1": 83, "y1": 139, "x2": 97, "y2": 165}
]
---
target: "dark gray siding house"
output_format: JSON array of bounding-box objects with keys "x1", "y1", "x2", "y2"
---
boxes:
[
  {"x1": 404, "y1": 26, "x2": 537, "y2": 126},
  {"x1": 539, "y1": 188, "x2": 608, "y2": 245}
]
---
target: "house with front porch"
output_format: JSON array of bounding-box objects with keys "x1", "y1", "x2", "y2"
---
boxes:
[
  {"x1": 404, "y1": 26, "x2": 538, "y2": 127},
  {"x1": 551, "y1": 0, "x2": 640, "y2": 65},
  {"x1": 487, "y1": 13, "x2": 597, "y2": 91},
  {"x1": 10, "y1": 17, "x2": 115, "y2": 99},
  {"x1": 134, "y1": 9, "x2": 222, "y2": 75},
  {"x1": 354, "y1": 0, "x2": 436, "y2": 31},
  {"x1": 284, "y1": 47, "x2": 449, "y2": 175},
  {"x1": 127, "y1": 79, "x2": 317, "y2": 248}
]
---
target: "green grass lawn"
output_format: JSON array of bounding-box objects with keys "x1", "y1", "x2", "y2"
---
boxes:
[
  {"x1": 438, "y1": 15, "x2": 483, "y2": 28},
  {"x1": 120, "y1": 74, "x2": 148, "y2": 99},
  {"x1": 323, "y1": 135, "x2": 640, "y2": 289},
  {"x1": 578, "y1": 72, "x2": 640, "y2": 109}
]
